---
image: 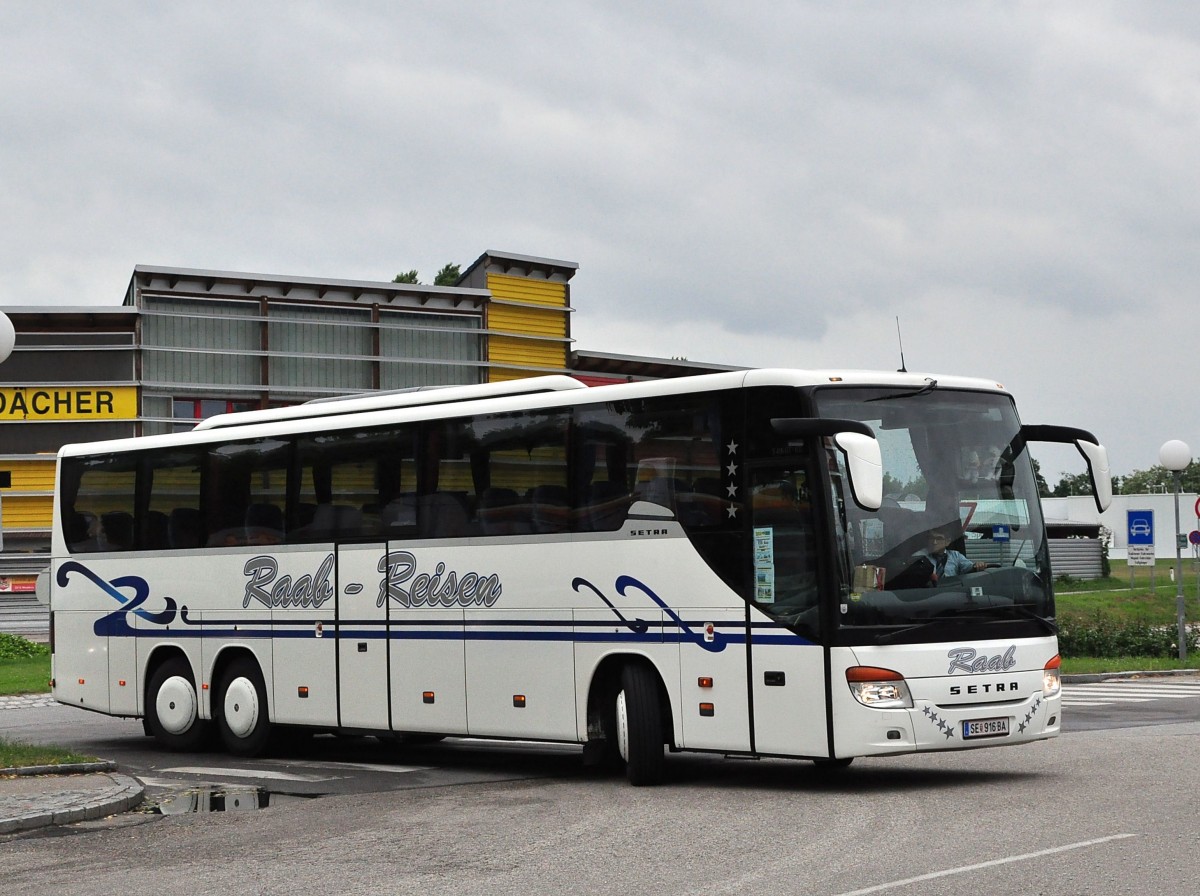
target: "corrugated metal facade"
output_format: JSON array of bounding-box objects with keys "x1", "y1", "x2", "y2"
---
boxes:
[
  {"x1": 142, "y1": 298, "x2": 262, "y2": 388},
  {"x1": 268, "y1": 304, "x2": 375, "y2": 392},
  {"x1": 485, "y1": 272, "x2": 570, "y2": 381},
  {"x1": 1049, "y1": 539, "x2": 1105, "y2": 580},
  {"x1": 2, "y1": 460, "x2": 56, "y2": 530},
  {"x1": 379, "y1": 313, "x2": 483, "y2": 389}
]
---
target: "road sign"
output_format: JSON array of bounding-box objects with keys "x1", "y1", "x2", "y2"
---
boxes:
[
  {"x1": 1190, "y1": 530, "x2": 1200, "y2": 546},
  {"x1": 1127, "y1": 510, "x2": 1154, "y2": 545},
  {"x1": 992, "y1": 525, "x2": 1011, "y2": 543},
  {"x1": 1128, "y1": 545, "x2": 1156, "y2": 566}
]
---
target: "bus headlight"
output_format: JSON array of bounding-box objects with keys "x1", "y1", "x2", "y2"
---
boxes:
[
  {"x1": 846, "y1": 666, "x2": 913, "y2": 709},
  {"x1": 1043, "y1": 655, "x2": 1062, "y2": 697}
]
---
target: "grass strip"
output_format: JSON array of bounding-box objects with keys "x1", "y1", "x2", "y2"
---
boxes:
[{"x1": 0, "y1": 736, "x2": 96, "y2": 769}]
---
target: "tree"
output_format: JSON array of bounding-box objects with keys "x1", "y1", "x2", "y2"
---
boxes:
[
  {"x1": 1050, "y1": 470, "x2": 1095, "y2": 498},
  {"x1": 433, "y1": 263, "x2": 461, "y2": 286},
  {"x1": 393, "y1": 263, "x2": 461, "y2": 287},
  {"x1": 1117, "y1": 462, "x2": 1200, "y2": 495},
  {"x1": 1032, "y1": 458, "x2": 1051, "y2": 497},
  {"x1": 1048, "y1": 456, "x2": 1200, "y2": 496}
]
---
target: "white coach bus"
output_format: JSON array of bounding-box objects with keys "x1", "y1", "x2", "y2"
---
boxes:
[{"x1": 43, "y1": 369, "x2": 1110, "y2": 785}]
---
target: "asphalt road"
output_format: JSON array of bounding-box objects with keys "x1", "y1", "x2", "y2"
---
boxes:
[{"x1": 2, "y1": 680, "x2": 1199, "y2": 895}]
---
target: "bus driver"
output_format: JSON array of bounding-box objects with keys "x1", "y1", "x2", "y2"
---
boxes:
[{"x1": 917, "y1": 528, "x2": 986, "y2": 584}]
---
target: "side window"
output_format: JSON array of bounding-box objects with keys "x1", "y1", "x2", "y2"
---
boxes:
[
  {"x1": 294, "y1": 427, "x2": 415, "y2": 542},
  {"x1": 750, "y1": 462, "x2": 819, "y2": 633},
  {"x1": 573, "y1": 419, "x2": 633, "y2": 532},
  {"x1": 146, "y1": 448, "x2": 205, "y2": 550},
  {"x1": 419, "y1": 419, "x2": 477, "y2": 538},
  {"x1": 60, "y1": 455, "x2": 137, "y2": 553},
  {"x1": 473, "y1": 411, "x2": 569, "y2": 536},
  {"x1": 206, "y1": 438, "x2": 289, "y2": 547},
  {"x1": 575, "y1": 394, "x2": 728, "y2": 531}
]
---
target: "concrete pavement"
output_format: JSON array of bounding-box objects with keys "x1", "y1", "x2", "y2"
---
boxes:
[
  {"x1": 4, "y1": 670, "x2": 1198, "y2": 836},
  {"x1": 1, "y1": 693, "x2": 145, "y2": 835},
  {"x1": 0, "y1": 763, "x2": 144, "y2": 835}
]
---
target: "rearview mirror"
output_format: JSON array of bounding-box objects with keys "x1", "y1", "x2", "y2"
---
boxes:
[{"x1": 1021, "y1": 424, "x2": 1112, "y2": 512}]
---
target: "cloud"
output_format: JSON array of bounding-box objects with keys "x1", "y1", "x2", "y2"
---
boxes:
[{"x1": 1, "y1": 1, "x2": 1198, "y2": 475}]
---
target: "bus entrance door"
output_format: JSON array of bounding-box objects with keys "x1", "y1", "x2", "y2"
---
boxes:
[{"x1": 336, "y1": 543, "x2": 391, "y2": 731}]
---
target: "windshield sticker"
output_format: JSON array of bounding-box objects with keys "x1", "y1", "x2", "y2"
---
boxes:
[{"x1": 753, "y1": 527, "x2": 775, "y2": 603}]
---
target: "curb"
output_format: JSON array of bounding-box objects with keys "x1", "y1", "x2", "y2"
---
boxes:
[
  {"x1": 0, "y1": 768, "x2": 144, "y2": 836},
  {"x1": 0, "y1": 760, "x2": 116, "y2": 777},
  {"x1": 1062, "y1": 668, "x2": 1200, "y2": 684}
]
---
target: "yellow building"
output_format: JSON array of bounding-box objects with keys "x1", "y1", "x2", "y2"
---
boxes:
[{"x1": 0, "y1": 251, "x2": 577, "y2": 586}]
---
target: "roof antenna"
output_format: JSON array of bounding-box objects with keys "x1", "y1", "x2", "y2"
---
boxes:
[{"x1": 895, "y1": 316, "x2": 908, "y2": 373}]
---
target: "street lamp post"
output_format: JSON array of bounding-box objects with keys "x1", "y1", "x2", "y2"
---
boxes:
[
  {"x1": 0, "y1": 310, "x2": 12, "y2": 556},
  {"x1": 1159, "y1": 439, "x2": 1192, "y2": 661}
]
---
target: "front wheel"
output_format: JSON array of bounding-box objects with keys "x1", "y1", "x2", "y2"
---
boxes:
[
  {"x1": 146, "y1": 656, "x2": 210, "y2": 751},
  {"x1": 615, "y1": 664, "x2": 667, "y2": 786},
  {"x1": 215, "y1": 657, "x2": 271, "y2": 756}
]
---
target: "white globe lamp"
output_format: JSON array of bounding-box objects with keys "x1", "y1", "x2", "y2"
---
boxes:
[
  {"x1": 1159, "y1": 439, "x2": 1191, "y2": 472},
  {"x1": 0, "y1": 311, "x2": 13, "y2": 364}
]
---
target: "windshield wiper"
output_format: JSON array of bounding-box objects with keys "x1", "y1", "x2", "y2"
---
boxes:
[
  {"x1": 999, "y1": 605, "x2": 1058, "y2": 636},
  {"x1": 873, "y1": 605, "x2": 1056, "y2": 644},
  {"x1": 866, "y1": 378, "x2": 938, "y2": 401}
]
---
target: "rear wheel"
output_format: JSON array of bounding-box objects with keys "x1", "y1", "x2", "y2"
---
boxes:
[
  {"x1": 215, "y1": 657, "x2": 271, "y2": 756},
  {"x1": 615, "y1": 664, "x2": 666, "y2": 786},
  {"x1": 145, "y1": 656, "x2": 210, "y2": 751}
]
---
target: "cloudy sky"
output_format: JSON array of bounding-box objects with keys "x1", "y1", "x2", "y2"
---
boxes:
[{"x1": 2, "y1": 2, "x2": 1198, "y2": 481}]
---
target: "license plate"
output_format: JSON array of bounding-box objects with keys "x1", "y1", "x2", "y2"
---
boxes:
[{"x1": 962, "y1": 717, "x2": 1009, "y2": 739}]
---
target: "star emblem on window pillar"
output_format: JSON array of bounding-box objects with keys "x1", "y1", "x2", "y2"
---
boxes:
[
  {"x1": 727, "y1": 504, "x2": 739, "y2": 519},
  {"x1": 726, "y1": 461, "x2": 738, "y2": 477},
  {"x1": 726, "y1": 440, "x2": 739, "y2": 455},
  {"x1": 726, "y1": 483, "x2": 738, "y2": 498}
]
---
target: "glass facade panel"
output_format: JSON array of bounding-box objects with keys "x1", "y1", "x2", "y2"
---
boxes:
[
  {"x1": 379, "y1": 312, "x2": 482, "y2": 389},
  {"x1": 141, "y1": 298, "x2": 261, "y2": 388},
  {"x1": 269, "y1": 305, "x2": 373, "y2": 392},
  {"x1": 0, "y1": 349, "x2": 135, "y2": 384}
]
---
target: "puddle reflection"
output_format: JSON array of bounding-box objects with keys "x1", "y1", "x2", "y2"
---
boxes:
[{"x1": 155, "y1": 786, "x2": 271, "y2": 815}]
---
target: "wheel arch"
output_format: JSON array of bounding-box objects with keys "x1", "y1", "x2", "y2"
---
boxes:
[
  {"x1": 210, "y1": 645, "x2": 272, "y2": 756},
  {"x1": 210, "y1": 644, "x2": 265, "y2": 690},
  {"x1": 585, "y1": 652, "x2": 675, "y2": 749},
  {"x1": 143, "y1": 644, "x2": 194, "y2": 715}
]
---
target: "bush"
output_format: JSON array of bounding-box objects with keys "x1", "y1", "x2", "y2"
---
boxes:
[
  {"x1": 0, "y1": 633, "x2": 49, "y2": 661},
  {"x1": 1058, "y1": 611, "x2": 1200, "y2": 658}
]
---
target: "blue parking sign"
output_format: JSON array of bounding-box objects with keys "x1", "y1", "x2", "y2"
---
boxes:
[{"x1": 1127, "y1": 510, "x2": 1154, "y2": 545}]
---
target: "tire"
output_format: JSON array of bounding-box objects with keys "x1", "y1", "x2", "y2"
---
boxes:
[
  {"x1": 145, "y1": 656, "x2": 210, "y2": 752},
  {"x1": 615, "y1": 664, "x2": 667, "y2": 786},
  {"x1": 215, "y1": 657, "x2": 271, "y2": 756}
]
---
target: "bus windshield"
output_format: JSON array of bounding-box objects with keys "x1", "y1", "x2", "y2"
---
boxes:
[{"x1": 813, "y1": 384, "x2": 1052, "y2": 641}]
